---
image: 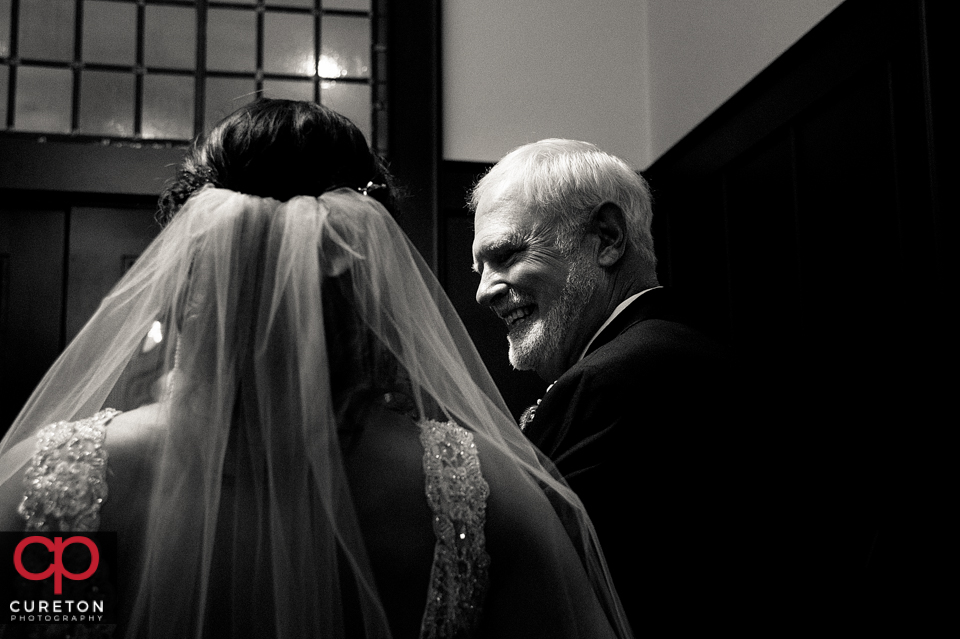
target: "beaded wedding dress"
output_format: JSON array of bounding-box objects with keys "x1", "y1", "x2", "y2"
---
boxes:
[
  {"x1": 10, "y1": 411, "x2": 489, "y2": 638},
  {"x1": 0, "y1": 188, "x2": 631, "y2": 638}
]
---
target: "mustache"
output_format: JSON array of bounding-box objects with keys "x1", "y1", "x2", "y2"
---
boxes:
[{"x1": 491, "y1": 290, "x2": 534, "y2": 317}]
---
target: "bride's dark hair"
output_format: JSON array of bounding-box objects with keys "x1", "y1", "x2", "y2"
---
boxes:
[{"x1": 158, "y1": 98, "x2": 398, "y2": 225}]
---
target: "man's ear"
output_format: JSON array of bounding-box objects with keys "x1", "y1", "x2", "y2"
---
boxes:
[{"x1": 589, "y1": 202, "x2": 627, "y2": 267}]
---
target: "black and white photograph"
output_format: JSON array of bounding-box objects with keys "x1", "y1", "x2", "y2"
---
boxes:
[{"x1": 0, "y1": 1, "x2": 951, "y2": 636}]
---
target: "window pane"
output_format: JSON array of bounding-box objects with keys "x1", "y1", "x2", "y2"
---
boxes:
[
  {"x1": 1, "y1": 0, "x2": 11, "y2": 57},
  {"x1": 83, "y1": 1, "x2": 137, "y2": 65},
  {"x1": 320, "y1": 15, "x2": 369, "y2": 79},
  {"x1": 19, "y1": 0, "x2": 75, "y2": 62},
  {"x1": 321, "y1": 81, "x2": 370, "y2": 141},
  {"x1": 205, "y1": 76, "x2": 255, "y2": 132},
  {"x1": 324, "y1": 0, "x2": 371, "y2": 11},
  {"x1": 264, "y1": 11, "x2": 315, "y2": 76},
  {"x1": 14, "y1": 65, "x2": 73, "y2": 133},
  {"x1": 266, "y1": 0, "x2": 313, "y2": 7},
  {"x1": 79, "y1": 70, "x2": 134, "y2": 136},
  {"x1": 207, "y1": 8, "x2": 256, "y2": 73},
  {"x1": 145, "y1": 5, "x2": 196, "y2": 69},
  {"x1": 142, "y1": 74, "x2": 194, "y2": 139},
  {"x1": 262, "y1": 78, "x2": 314, "y2": 102}
]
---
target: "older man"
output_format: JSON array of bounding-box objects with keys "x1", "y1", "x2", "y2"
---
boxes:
[{"x1": 471, "y1": 139, "x2": 772, "y2": 632}]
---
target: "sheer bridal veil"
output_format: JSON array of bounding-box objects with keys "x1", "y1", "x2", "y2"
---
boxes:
[{"x1": 0, "y1": 187, "x2": 630, "y2": 638}]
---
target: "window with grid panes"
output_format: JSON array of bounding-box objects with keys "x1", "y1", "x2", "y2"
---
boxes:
[{"x1": 0, "y1": 0, "x2": 383, "y2": 152}]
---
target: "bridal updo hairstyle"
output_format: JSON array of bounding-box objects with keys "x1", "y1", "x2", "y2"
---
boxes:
[
  {"x1": 158, "y1": 98, "x2": 398, "y2": 225},
  {"x1": 159, "y1": 98, "x2": 406, "y2": 435}
]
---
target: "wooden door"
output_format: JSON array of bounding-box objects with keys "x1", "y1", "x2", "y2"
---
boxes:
[{"x1": 0, "y1": 195, "x2": 159, "y2": 431}]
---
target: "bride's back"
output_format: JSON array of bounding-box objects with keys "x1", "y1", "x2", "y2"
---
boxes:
[
  {"x1": 91, "y1": 402, "x2": 436, "y2": 637},
  {"x1": 89, "y1": 398, "x2": 618, "y2": 639},
  {"x1": 341, "y1": 406, "x2": 620, "y2": 639},
  {"x1": 340, "y1": 407, "x2": 436, "y2": 638}
]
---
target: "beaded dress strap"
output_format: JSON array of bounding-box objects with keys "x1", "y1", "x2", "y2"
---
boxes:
[
  {"x1": 418, "y1": 420, "x2": 491, "y2": 639},
  {"x1": 18, "y1": 408, "x2": 121, "y2": 532}
]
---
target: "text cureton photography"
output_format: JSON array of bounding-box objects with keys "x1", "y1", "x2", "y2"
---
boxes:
[
  {"x1": 9, "y1": 598, "x2": 105, "y2": 623},
  {"x1": 0, "y1": 532, "x2": 118, "y2": 625}
]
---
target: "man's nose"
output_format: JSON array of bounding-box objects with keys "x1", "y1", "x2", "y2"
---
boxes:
[{"x1": 476, "y1": 269, "x2": 509, "y2": 306}]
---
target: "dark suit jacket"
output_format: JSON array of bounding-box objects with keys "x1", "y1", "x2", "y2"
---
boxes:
[{"x1": 524, "y1": 288, "x2": 779, "y2": 633}]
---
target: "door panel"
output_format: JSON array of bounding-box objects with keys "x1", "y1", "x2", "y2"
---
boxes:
[
  {"x1": 0, "y1": 207, "x2": 66, "y2": 428},
  {"x1": 0, "y1": 200, "x2": 160, "y2": 434},
  {"x1": 65, "y1": 206, "x2": 161, "y2": 343}
]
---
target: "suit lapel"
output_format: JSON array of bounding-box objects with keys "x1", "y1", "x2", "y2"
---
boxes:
[
  {"x1": 583, "y1": 287, "x2": 668, "y2": 358},
  {"x1": 525, "y1": 288, "x2": 672, "y2": 454}
]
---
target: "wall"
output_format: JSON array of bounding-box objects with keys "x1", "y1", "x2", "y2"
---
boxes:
[
  {"x1": 443, "y1": 0, "x2": 845, "y2": 169},
  {"x1": 442, "y1": 0, "x2": 649, "y2": 168},
  {"x1": 646, "y1": 0, "x2": 845, "y2": 163}
]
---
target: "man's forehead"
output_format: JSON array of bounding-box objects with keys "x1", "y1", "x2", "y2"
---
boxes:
[
  {"x1": 472, "y1": 214, "x2": 516, "y2": 255},
  {"x1": 473, "y1": 196, "x2": 534, "y2": 242},
  {"x1": 473, "y1": 222, "x2": 523, "y2": 249},
  {"x1": 471, "y1": 199, "x2": 532, "y2": 266},
  {"x1": 472, "y1": 204, "x2": 563, "y2": 265},
  {"x1": 477, "y1": 173, "x2": 537, "y2": 216},
  {"x1": 475, "y1": 179, "x2": 542, "y2": 225}
]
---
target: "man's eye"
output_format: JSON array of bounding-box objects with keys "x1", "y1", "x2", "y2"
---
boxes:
[{"x1": 499, "y1": 248, "x2": 522, "y2": 265}]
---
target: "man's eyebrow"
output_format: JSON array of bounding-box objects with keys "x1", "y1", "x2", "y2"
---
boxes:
[{"x1": 471, "y1": 233, "x2": 526, "y2": 273}]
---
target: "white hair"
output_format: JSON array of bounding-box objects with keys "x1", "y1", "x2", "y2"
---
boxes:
[{"x1": 470, "y1": 139, "x2": 656, "y2": 266}]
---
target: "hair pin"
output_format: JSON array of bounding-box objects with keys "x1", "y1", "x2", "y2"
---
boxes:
[{"x1": 359, "y1": 181, "x2": 386, "y2": 196}]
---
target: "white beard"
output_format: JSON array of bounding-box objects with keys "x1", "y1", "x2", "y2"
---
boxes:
[{"x1": 507, "y1": 256, "x2": 601, "y2": 374}]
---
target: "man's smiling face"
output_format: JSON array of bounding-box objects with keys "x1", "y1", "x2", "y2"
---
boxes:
[{"x1": 472, "y1": 187, "x2": 602, "y2": 379}]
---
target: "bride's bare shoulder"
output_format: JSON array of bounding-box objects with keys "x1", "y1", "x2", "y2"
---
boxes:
[
  {"x1": 342, "y1": 406, "x2": 431, "y2": 517},
  {"x1": 99, "y1": 405, "x2": 168, "y2": 494},
  {"x1": 103, "y1": 404, "x2": 167, "y2": 448},
  {"x1": 469, "y1": 434, "x2": 620, "y2": 639},
  {"x1": 106, "y1": 403, "x2": 165, "y2": 429}
]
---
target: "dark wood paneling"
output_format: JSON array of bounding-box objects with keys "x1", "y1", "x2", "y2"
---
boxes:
[
  {"x1": 924, "y1": 1, "x2": 957, "y2": 285},
  {"x1": 0, "y1": 206, "x2": 66, "y2": 428},
  {"x1": 643, "y1": 0, "x2": 949, "y2": 628},
  {"x1": 386, "y1": 0, "x2": 441, "y2": 270},
  {"x1": 0, "y1": 191, "x2": 160, "y2": 432},
  {"x1": 793, "y1": 61, "x2": 898, "y2": 366},
  {"x1": 0, "y1": 137, "x2": 185, "y2": 196},
  {"x1": 651, "y1": 173, "x2": 731, "y2": 338},
  {"x1": 66, "y1": 206, "x2": 161, "y2": 343},
  {"x1": 725, "y1": 133, "x2": 800, "y2": 365}
]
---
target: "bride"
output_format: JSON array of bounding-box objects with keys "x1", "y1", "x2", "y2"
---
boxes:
[{"x1": 0, "y1": 99, "x2": 631, "y2": 638}]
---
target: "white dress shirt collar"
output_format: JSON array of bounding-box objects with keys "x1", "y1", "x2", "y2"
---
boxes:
[{"x1": 577, "y1": 286, "x2": 662, "y2": 362}]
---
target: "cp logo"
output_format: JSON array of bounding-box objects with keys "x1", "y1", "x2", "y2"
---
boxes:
[{"x1": 13, "y1": 536, "x2": 100, "y2": 595}]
